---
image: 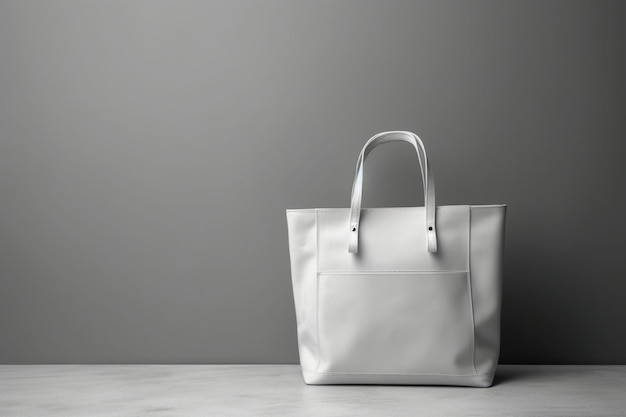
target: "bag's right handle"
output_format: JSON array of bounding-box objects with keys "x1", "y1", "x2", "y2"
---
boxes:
[{"x1": 348, "y1": 131, "x2": 437, "y2": 254}]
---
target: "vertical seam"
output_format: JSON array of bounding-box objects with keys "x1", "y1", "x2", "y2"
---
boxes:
[
  {"x1": 467, "y1": 206, "x2": 478, "y2": 375},
  {"x1": 314, "y1": 209, "x2": 322, "y2": 372}
]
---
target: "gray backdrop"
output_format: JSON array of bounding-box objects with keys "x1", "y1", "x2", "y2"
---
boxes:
[{"x1": 1, "y1": 0, "x2": 624, "y2": 364}]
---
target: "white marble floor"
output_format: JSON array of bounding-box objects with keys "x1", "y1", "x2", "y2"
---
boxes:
[{"x1": 1, "y1": 365, "x2": 625, "y2": 416}]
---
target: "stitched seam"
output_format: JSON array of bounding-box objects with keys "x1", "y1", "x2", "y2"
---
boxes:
[
  {"x1": 318, "y1": 270, "x2": 469, "y2": 274},
  {"x1": 287, "y1": 205, "x2": 506, "y2": 213},
  {"x1": 468, "y1": 206, "x2": 478, "y2": 375},
  {"x1": 306, "y1": 370, "x2": 487, "y2": 377},
  {"x1": 314, "y1": 209, "x2": 322, "y2": 372}
]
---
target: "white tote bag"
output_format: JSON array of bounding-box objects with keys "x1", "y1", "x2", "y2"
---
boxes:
[{"x1": 286, "y1": 131, "x2": 506, "y2": 387}]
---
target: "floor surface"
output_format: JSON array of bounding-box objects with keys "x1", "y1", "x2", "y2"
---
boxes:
[{"x1": 1, "y1": 365, "x2": 625, "y2": 416}]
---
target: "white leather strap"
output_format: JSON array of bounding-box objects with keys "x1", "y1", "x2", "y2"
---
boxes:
[{"x1": 348, "y1": 131, "x2": 437, "y2": 254}]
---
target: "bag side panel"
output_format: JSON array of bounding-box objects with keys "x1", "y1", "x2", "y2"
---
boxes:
[
  {"x1": 286, "y1": 210, "x2": 319, "y2": 374},
  {"x1": 469, "y1": 205, "x2": 506, "y2": 376}
]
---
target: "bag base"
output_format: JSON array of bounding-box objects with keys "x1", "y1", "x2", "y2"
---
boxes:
[{"x1": 303, "y1": 371, "x2": 495, "y2": 387}]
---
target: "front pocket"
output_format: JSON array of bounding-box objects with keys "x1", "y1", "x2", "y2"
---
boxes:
[{"x1": 317, "y1": 271, "x2": 476, "y2": 376}]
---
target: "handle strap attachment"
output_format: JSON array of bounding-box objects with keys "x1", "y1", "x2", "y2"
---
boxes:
[{"x1": 348, "y1": 131, "x2": 437, "y2": 254}]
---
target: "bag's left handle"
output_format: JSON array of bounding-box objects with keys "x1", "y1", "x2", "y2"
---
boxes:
[{"x1": 348, "y1": 131, "x2": 437, "y2": 254}]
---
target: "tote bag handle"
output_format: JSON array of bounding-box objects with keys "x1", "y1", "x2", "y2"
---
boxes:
[{"x1": 349, "y1": 131, "x2": 437, "y2": 254}]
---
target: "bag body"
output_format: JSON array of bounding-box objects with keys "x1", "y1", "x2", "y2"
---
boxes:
[{"x1": 286, "y1": 131, "x2": 506, "y2": 387}]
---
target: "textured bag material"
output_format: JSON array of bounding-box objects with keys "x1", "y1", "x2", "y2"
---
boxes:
[{"x1": 286, "y1": 131, "x2": 506, "y2": 387}]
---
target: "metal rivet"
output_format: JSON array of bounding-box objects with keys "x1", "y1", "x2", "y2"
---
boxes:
[
  {"x1": 428, "y1": 226, "x2": 433, "y2": 231},
  {"x1": 352, "y1": 227, "x2": 356, "y2": 232}
]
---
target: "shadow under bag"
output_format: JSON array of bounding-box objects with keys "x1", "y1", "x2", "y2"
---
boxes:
[{"x1": 286, "y1": 131, "x2": 506, "y2": 387}]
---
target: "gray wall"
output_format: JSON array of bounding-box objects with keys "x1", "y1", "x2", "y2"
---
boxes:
[{"x1": 0, "y1": 0, "x2": 624, "y2": 364}]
